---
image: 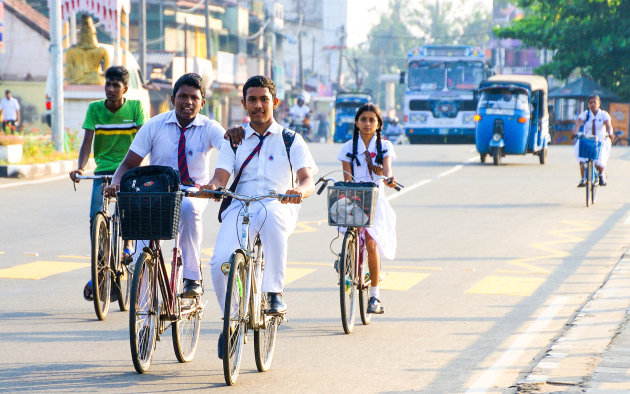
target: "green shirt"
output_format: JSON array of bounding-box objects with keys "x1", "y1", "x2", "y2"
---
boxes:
[{"x1": 82, "y1": 99, "x2": 149, "y2": 172}]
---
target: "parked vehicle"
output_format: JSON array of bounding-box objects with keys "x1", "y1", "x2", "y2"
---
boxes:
[{"x1": 333, "y1": 92, "x2": 372, "y2": 143}]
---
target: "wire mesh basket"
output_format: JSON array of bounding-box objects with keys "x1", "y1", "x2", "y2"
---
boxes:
[
  {"x1": 327, "y1": 182, "x2": 378, "y2": 227},
  {"x1": 578, "y1": 138, "x2": 602, "y2": 160},
  {"x1": 117, "y1": 192, "x2": 182, "y2": 240}
]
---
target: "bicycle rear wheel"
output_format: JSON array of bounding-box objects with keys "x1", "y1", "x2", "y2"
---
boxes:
[
  {"x1": 591, "y1": 169, "x2": 598, "y2": 205},
  {"x1": 223, "y1": 251, "x2": 247, "y2": 386},
  {"x1": 172, "y1": 255, "x2": 202, "y2": 363},
  {"x1": 129, "y1": 252, "x2": 158, "y2": 374},
  {"x1": 112, "y1": 218, "x2": 131, "y2": 311},
  {"x1": 254, "y1": 239, "x2": 278, "y2": 372},
  {"x1": 339, "y1": 230, "x2": 358, "y2": 334},
  {"x1": 358, "y1": 247, "x2": 372, "y2": 326},
  {"x1": 586, "y1": 161, "x2": 592, "y2": 207},
  {"x1": 91, "y1": 212, "x2": 111, "y2": 320}
]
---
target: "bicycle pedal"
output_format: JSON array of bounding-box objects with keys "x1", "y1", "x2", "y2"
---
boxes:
[{"x1": 221, "y1": 262, "x2": 231, "y2": 274}]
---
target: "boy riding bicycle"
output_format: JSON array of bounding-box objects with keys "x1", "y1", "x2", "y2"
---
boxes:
[
  {"x1": 69, "y1": 66, "x2": 149, "y2": 301},
  {"x1": 202, "y1": 75, "x2": 317, "y2": 358}
]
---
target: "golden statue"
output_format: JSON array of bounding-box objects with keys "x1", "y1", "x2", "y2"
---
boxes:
[{"x1": 65, "y1": 15, "x2": 110, "y2": 85}]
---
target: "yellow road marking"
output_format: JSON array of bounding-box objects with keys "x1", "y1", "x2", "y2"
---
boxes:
[
  {"x1": 0, "y1": 261, "x2": 89, "y2": 280},
  {"x1": 0, "y1": 251, "x2": 5, "y2": 255},
  {"x1": 58, "y1": 255, "x2": 90, "y2": 260},
  {"x1": 379, "y1": 272, "x2": 429, "y2": 291},
  {"x1": 383, "y1": 265, "x2": 442, "y2": 271},
  {"x1": 202, "y1": 248, "x2": 214, "y2": 256},
  {"x1": 466, "y1": 276, "x2": 544, "y2": 296},
  {"x1": 284, "y1": 268, "x2": 316, "y2": 285},
  {"x1": 293, "y1": 221, "x2": 321, "y2": 234},
  {"x1": 289, "y1": 261, "x2": 331, "y2": 267}
]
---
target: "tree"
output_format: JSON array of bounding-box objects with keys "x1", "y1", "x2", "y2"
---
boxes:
[{"x1": 496, "y1": 0, "x2": 630, "y2": 99}]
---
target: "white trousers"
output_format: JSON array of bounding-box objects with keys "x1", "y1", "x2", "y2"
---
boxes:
[
  {"x1": 210, "y1": 200, "x2": 298, "y2": 314},
  {"x1": 136, "y1": 196, "x2": 208, "y2": 281}
]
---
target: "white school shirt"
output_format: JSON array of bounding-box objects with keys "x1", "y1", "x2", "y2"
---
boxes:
[
  {"x1": 0, "y1": 97, "x2": 20, "y2": 120},
  {"x1": 578, "y1": 109, "x2": 611, "y2": 139},
  {"x1": 289, "y1": 104, "x2": 310, "y2": 122},
  {"x1": 337, "y1": 135, "x2": 397, "y2": 183},
  {"x1": 215, "y1": 120, "x2": 318, "y2": 197},
  {"x1": 129, "y1": 110, "x2": 225, "y2": 184}
]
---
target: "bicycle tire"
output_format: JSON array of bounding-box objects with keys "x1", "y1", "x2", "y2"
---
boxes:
[
  {"x1": 172, "y1": 253, "x2": 202, "y2": 363},
  {"x1": 129, "y1": 252, "x2": 158, "y2": 374},
  {"x1": 339, "y1": 230, "x2": 357, "y2": 334},
  {"x1": 591, "y1": 168, "x2": 597, "y2": 205},
  {"x1": 113, "y1": 217, "x2": 131, "y2": 311},
  {"x1": 254, "y1": 239, "x2": 278, "y2": 372},
  {"x1": 223, "y1": 251, "x2": 247, "y2": 385},
  {"x1": 91, "y1": 212, "x2": 111, "y2": 320},
  {"x1": 586, "y1": 161, "x2": 592, "y2": 207},
  {"x1": 358, "y1": 246, "x2": 372, "y2": 326}
]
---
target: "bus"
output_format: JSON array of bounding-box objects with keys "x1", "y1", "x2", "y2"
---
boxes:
[
  {"x1": 332, "y1": 92, "x2": 372, "y2": 142},
  {"x1": 400, "y1": 45, "x2": 492, "y2": 143}
]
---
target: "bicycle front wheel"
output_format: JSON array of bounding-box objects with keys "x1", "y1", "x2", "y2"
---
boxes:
[
  {"x1": 91, "y1": 212, "x2": 111, "y2": 320},
  {"x1": 223, "y1": 251, "x2": 247, "y2": 386},
  {"x1": 172, "y1": 258, "x2": 202, "y2": 363},
  {"x1": 339, "y1": 230, "x2": 358, "y2": 334},
  {"x1": 129, "y1": 252, "x2": 158, "y2": 374}
]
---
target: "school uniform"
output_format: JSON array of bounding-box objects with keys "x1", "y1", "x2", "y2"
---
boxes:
[
  {"x1": 210, "y1": 120, "x2": 317, "y2": 314},
  {"x1": 129, "y1": 110, "x2": 225, "y2": 281},
  {"x1": 574, "y1": 109, "x2": 612, "y2": 168},
  {"x1": 337, "y1": 136, "x2": 397, "y2": 260}
]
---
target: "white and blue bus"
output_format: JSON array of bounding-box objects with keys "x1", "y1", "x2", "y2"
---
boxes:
[{"x1": 400, "y1": 45, "x2": 492, "y2": 143}]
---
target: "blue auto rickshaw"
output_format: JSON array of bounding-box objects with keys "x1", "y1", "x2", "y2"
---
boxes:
[{"x1": 474, "y1": 75, "x2": 550, "y2": 165}]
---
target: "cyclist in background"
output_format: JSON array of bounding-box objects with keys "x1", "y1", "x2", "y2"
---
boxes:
[
  {"x1": 69, "y1": 66, "x2": 149, "y2": 301},
  {"x1": 572, "y1": 95, "x2": 613, "y2": 187}
]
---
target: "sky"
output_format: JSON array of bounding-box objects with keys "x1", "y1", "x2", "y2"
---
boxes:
[{"x1": 345, "y1": 0, "x2": 494, "y2": 47}]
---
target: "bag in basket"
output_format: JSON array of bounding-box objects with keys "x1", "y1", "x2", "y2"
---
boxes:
[{"x1": 120, "y1": 165, "x2": 180, "y2": 193}]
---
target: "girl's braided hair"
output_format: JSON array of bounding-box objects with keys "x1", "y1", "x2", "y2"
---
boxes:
[{"x1": 346, "y1": 103, "x2": 386, "y2": 175}]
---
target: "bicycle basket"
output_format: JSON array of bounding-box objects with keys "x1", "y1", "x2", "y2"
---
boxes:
[
  {"x1": 578, "y1": 138, "x2": 602, "y2": 160},
  {"x1": 117, "y1": 192, "x2": 183, "y2": 240},
  {"x1": 327, "y1": 182, "x2": 378, "y2": 227}
]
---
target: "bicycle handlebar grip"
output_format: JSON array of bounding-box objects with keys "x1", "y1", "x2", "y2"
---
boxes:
[
  {"x1": 394, "y1": 185, "x2": 401, "y2": 192},
  {"x1": 316, "y1": 182, "x2": 327, "y2": 195}
]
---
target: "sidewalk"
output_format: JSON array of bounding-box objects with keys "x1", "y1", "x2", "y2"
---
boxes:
[
  {"x1": 0, "y1": 158, "x2": 94, "y2": 179},
  {"x1": 518, "y1": 251, "x2": 630, "y2": 392}
]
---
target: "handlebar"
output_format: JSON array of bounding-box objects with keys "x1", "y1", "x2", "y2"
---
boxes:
[
  {"x1": 72, "y1": 174, "x2": 113, "y2": 191},
  {"x1": 185, "y1": 188, "x2": 300, "y2": 202},
  {"x1": 315, "y1": 175, "x2": 404, "y2": 195}
]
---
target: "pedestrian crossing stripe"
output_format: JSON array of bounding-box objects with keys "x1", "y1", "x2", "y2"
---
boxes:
[
  {"x1": 285, "y1": 268, "x2": 316, "y2": 285},
  {"x1": 379, "y1": 272, "x2": 429, "y2": 291},
  {"x1": 466, "y1": 276, "x2": 544, "y2": 296},
  {"x1": 0, "y1": 261, "x2": 89, "y2": 280}
]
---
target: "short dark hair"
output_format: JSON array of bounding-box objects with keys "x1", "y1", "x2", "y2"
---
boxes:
[
  {"x1": 242, "y1": 75, "x2": 276, "y2": 100},
  {"x1": 5, "y1": 90, "x2": 10, "y2": 95},
  {"x1": 587, "y1": 95, "x2": 601, "y2": 103},
  {"x1": 173, "y1": 73, "x2": 205, "y2": 97},
  {"x1": 105, "y1": 66, "x2": 130, "y2": 86}
]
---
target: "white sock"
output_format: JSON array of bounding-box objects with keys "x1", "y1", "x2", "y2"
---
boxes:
[{"x1": 370, "y1": 286, "x2": 380, "y2": 299}]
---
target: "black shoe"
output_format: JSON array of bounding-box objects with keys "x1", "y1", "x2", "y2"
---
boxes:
[
  {"x1": 217, "y1": 331, "x2": 224, "y2": 360},
  {"x1": 182, "y1": 279, "x2": 202, "y2": 298},
  {"x1": 267, "y1": 293, "x2": 287, "y2": 315},
  {"x1": 83, "y1": 280, "x2": 93, "y2": 301},
  {"x1": 577, "y1": 179, "x2": 586, "y2": 187},
  {"x1": 599, "y1": 174, "x2": 607, "y2": 186},
  {"x1": 367, "y1": 296, "x2": 384, "y2": 314}
]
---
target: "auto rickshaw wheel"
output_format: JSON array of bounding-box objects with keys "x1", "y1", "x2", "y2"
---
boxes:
[
  {"x1": 480, "y1": 153, "x2": 487, "y2": 163},
  {"x1": 539, "y1": 147, "x2": 548, "y2": 165},
  {"x1": 492, "y1": 148, "x2": 501, "y2": 166}
]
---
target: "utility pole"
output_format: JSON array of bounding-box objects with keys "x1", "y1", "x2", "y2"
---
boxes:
[
  {"x1": 296, "y1": 0, "x2": 304, "y2": 90},
  {"x1": 205, "y1": 0, "x2": 211, "y2": 60},
  {"x1": 311, "y1": 35, "x2": 315, "y2": 72},
  {"x1": 139, "y1": 0, "x2": 146, "y2": 76},
  {"x1": 50, "y1": 0, "x2": 64, "y2": 152},
  {"x1": 336, "y1": 25, "x2": 346, "y2": 90},
  {"x1": 184, "y1": 17, "x2": 188, "y2": 72}
]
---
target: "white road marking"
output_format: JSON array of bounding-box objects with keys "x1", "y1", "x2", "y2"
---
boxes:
[
  {"x1": 624, "y1": 214, "x2": 630, "y2": 225},
  {"x1": 465, "y1": 296, "x2": 569, "y2": 393}
]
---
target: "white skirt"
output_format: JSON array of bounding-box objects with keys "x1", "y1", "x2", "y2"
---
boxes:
[
  {"x1": 366, "y1": 190, "x2": 397, "y2": 260},
  {"x1": 574, "y1": 137, "x2": 611, "y2": 168}
]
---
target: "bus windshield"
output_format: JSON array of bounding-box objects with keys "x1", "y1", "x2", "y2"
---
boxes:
[
  {"x1": 408, "y1": 60, "x2": 485, "y2": 91},
  {"x1": 335, "y1": 102, "x2": 363, "y2": 116}
]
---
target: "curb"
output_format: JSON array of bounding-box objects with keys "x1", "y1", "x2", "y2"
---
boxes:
[{"x1": 0, "y1": 158, "x2": 95, "y2": 179}]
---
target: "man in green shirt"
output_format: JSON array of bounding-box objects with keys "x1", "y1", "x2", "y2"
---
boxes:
[{"x1": 69, "y1": 65, "x2": 149, "y2": 301}]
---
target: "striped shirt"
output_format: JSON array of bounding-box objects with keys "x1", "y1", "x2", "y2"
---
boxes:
[{"x1": 82, "y1": 99, "x2": 149, "y2": 172}]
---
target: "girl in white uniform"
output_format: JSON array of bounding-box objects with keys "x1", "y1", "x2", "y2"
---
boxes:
[
  {"x1": 337, "y1": 103, "x2": 398, "y2": 314},
  {"x1": 572, "y1": 95, "x2": 614, "y2": 186}
]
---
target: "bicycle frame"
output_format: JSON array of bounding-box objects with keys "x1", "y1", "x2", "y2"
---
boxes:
[{"x1": 146, "y1": 238, "x2": 184, "y2": 328}]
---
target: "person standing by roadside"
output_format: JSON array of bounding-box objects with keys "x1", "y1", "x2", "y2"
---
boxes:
[
  {"x1": 69, "y1": 65, "x2": 149, "y2": 301},
  {"x1": 0, "y1": 90, "x2": 21, "y2": 132}
]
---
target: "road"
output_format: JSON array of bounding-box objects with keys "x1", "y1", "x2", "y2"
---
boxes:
[{"x1": 2, "y1": 143, "x2": 630, "y2": 392}]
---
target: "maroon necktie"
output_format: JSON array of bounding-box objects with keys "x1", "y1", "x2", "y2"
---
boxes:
[{"x1": 177, "y1": 125, "x2": 193, "y2": 185}]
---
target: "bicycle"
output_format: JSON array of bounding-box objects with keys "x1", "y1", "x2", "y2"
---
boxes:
[
  {"x1": 576, "y1": 134, "x2": 602, "y2": 207},
  {"x1": 119, "y1": 188, "x2": 208, "y2": 374},
  {"x1": 201, "y1": 188, "x2": 299, "y2": 385},
  {"x1": 316, "y1": 174, "x2": 402, "y2": 334},
  {"x1": 73, "y1": 174, "x2": 132, "y2": 320}
]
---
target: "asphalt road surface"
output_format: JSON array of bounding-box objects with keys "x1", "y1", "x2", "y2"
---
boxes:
[{"x1": 2, "y1": 143, "x2": 630, "y2": 392}]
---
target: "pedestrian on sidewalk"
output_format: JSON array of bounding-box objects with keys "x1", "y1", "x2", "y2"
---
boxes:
[{"x1": 0, "y1": 90, "x2": 21, "y2": 133}]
